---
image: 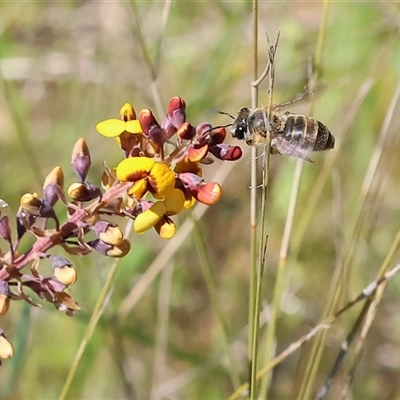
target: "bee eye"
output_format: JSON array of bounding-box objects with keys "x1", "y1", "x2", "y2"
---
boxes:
[{"x1": 235, "y1": 126, "x2": 245, "y2": 140}]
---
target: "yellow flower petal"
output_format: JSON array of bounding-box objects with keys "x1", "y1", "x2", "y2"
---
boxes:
[
  {"x1": 174, "y1": 157, "x2": 202, "y2": 176},
  {"x1": 128, "y1": 178, "x2": 148, "y2": 198},
  {"x1": 134, "y1": 201, "x2": 166, "y2": 234},
  {"x1": 164, "y1": 188, "x2": 185, "y2": 215},
  {"x1": 155, "y1": 217, "x2": 176, "y2": 239},
  {"x1": 116, "y1": 157, "x2": 155, "y2": 182},
  {"x1": 96, "y1": 119, "x2": 126, "y2": 137},
  {"x1": 125, "y1": 120, "x2": 143, "y2": 134},
  {"x1": 119, "y1": 103, "x2": 136, "y2": 120},
  {"x1": 184, "y1": 196, "x2": 196, "y2": 209},
  {"x1": 148, "y1": 162, "x2": 175, "y2": 197}
]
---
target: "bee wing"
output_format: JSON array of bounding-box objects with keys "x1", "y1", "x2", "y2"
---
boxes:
[{"x1": 271, "y1": 136, "x2": 316, "y2": 163}]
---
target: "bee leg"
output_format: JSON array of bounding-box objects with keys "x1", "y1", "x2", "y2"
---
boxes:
[{"x1": 271, "y1": 137, "x2": 316, "y2": 163}]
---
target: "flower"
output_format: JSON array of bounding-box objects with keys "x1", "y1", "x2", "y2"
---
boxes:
[
  {"x1": 96, "y1": 103, "x2": 144, "y2": 157},
  {"x1": 178, "y1": 172, "x2": 221, "y2": 205},
  {"x1": 116, "y1": 157, "x2": 175, "y2": 199},
  {"x1": 96, "y1": 103, "x2": 142, "y2": 138},
  {"x1": 187, "y1": 123, "x2": 242, "y2": 163}
]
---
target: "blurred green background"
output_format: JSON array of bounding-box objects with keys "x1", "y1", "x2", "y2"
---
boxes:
[{"x1": 1, "y1": 1, "x2": 400, "y2": 399}]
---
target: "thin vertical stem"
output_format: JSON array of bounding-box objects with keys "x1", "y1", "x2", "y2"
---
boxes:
[
  {"x1": 248, "y1": 0, "x2": 259, "y2": 389},
  {"x1": 260, "y1": 158, "x2": 303, "y2": 399},
  {"x1": 249, "y1": 32, "x2": 280, "y2": 400}
]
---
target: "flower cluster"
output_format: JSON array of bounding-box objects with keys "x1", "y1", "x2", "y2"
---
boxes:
[{"x1": 0, "y1": 96, "x2": 242, "y2": 364}]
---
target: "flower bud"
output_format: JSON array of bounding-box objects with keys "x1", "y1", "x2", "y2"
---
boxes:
[
  {"x1": 43, "y1": 166, "x2": 64, "y2": 206},
  {"x1": 168, "y1": 96, "x2": 186, "y2": 116},
  {"x1": 167, "y1": 96, "x2": 186, "y2": 128},
  {"x1": 20, "y1": 193, "x2": 58, "y2": 221},
  {"x1": 193, "y1": 182, "x2": 222, "y2": 205},
  {"x1": 71, "y1": 138, "x2": 91, "y2": 183},
  {"x1": 139, "y1": 109, "x2": 166, "y2": 147},
  {"x1": 20, "y1": 193, "x2": 42, "y2": 216},
  {"x1": 67, "y1": 182, "x2": 101, "y2": 202},
  {"x1": 93, "y1": 221, "x2": 124, "y2": 246},
  {"x1": 89, "y1": 238, "x2": 131, "y2": 258},
  {"x1": 178, "y1": 173, "x2": 221, "y2": 205},
  {"x1": 0, "y1": 331, "x2": 14, "y2": 360},
  {"x1": 0, "y1": 281, "x2": 11, "y2": 316},
  {"x1": 50, "y1": 256, "x2": 77, "y2": 286},
  {"x1": 177, "y1": 122, "x2": 195, "y2": 140},
  {"x1": 106, "y1": 239, "x2": 131, "y2": 258},
  {"x1": 139, "y1": 109, "x2": 159, "y2": 136}
]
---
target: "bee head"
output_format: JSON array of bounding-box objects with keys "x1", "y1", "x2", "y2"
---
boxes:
[{"x1": 230, "y1": 108, "x2": 251, "y2": 141}]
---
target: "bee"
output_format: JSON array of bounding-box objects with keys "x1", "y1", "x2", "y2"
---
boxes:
[
  {"x1": 230, "y1": 105, "x2": 334, "y2": 162},
  {"x1": 209, "y1": 94, "x2": 334, "y2": 162}
]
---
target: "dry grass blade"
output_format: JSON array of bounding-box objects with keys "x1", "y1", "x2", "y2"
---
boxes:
[
  {"x1": 316, "y1": 258, "x2": 400, "y2": 399},
  {"x1": 300, "y1": 74, "x2": 400, "y2": 399},
  {"x1": 229, "y1": 262, "x2": 400, "y2": 400}
]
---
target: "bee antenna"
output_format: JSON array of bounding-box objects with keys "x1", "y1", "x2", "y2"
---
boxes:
[
  {"x1": 202, "y1": 124, "x2": 233, "y2": 136},
  {"x1": 205, "y1": 108, "x2": 235, "y2": 120}
]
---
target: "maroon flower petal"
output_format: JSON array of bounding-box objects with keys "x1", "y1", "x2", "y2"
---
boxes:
[
  {"x1": 209, "y1": 144, "x2": 243, "y2": 161},
  {"x1": 168, "y1": 96, "x2": 186, "y2": 127}
]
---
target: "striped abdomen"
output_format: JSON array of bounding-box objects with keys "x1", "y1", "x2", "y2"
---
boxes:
[{"x1": 283, "y1": 115, "x2": 335, "y2": 151}]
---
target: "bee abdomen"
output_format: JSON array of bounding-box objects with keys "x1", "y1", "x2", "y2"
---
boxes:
[
  {"x1": 313, "y1": 121, "x2": 335, "y2": 151},
  {"x1": 283, "y1": 115, "x2": 308, "y2": 142},
  {"x1": 284, "y1": 116, "x2": 334, "y2": 152}
]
